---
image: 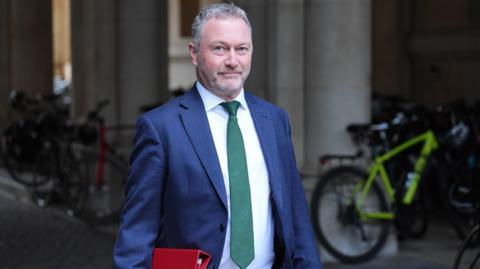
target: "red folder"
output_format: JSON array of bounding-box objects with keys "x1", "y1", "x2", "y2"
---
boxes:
[{"x1": 152, "y1": 248, "x2": 211, "y2": 269}]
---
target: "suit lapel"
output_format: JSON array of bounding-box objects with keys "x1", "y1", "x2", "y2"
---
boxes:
[
  {"x1": 246, "y1": 94, "x2": 284, "y2": 210},
  {"x1": 179, "y1": 88, "x2": 228, "y2": 209}
]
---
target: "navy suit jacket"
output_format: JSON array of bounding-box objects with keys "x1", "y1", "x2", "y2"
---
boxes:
[{"x1": 113, "y1": 87, "x2": 321, "y2": 268}]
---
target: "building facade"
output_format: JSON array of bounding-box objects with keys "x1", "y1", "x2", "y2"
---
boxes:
[{"x1": 1, "y1": 0, "x2": 480, "y2": 173}]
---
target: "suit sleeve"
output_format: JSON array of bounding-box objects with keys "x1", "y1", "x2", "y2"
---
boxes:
[
  {"x1": 113, "y1": 115, "x2": 165, "y2": 269},
  {"x1": 282, "y1": 111, "x2": 323, "y2": 268}
]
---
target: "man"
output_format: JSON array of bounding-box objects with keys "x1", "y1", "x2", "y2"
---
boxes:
[{"x1": 113, "y1": 3, "x2": 321, "y2": 269}]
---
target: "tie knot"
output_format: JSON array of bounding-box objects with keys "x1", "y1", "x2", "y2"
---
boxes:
[{"x1": 221, "y1": 101, "x2": 240, "y2": 116}]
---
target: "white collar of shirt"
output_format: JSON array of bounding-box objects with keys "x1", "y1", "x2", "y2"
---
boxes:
[{"x1": 195, "y1": 81, "x2": 249, "y2": 113}]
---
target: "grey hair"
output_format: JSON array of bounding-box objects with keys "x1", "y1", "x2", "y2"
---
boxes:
[{"x1": 191, "y1": 3, "x2": 252, "y2": 51}]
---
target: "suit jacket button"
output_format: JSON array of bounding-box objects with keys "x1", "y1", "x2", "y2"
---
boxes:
[{"x1": 219, "y1": 223, "x2": 225, "y2": 232}]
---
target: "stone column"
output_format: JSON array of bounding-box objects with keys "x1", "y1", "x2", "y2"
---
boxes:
[
  {"x1": 70, "y1": 0, "x2": 96, "y2": 118},
  {"x1": 95, "y1": 0, "x2": 118, "y2": 125},
  {"x1": 268, "y1": 1, "x2": 305, "y2": 167},
  {"x1": 71, "y1": 0, "x2": 118, "y2": 125},
  {"x1": 305, "y1": 0, "x2": 398, "y2": 262},
  {"x1": 305, "y1": 0, "x2": 372, "y2": 172},
  {"x1": 10, "y1": 0, "x2": 53, "y2": 96},
  {"x1": 0, "y1": 0, "x2": 10, "y2": 125},
  {"x1": 239, "y1": 0, "x2": 305, "y2": 166},
  {"x1": 117, "y1": 0, "x2": 169, "y2": 125}
]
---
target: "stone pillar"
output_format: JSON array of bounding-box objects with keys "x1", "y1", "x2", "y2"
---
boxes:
[
  {"x1": 70, "y1": 0, "x2": 121, "y2": 126},
  {"x1": 10, "y1": 0, "x2": 53, "y2": 96},
  {"x1": 305, "y1": 0, "x2": 398, "y2": 262},
  {"x1": 117, "y1": 0, "x2": 169, "y2": 125},
  {"x1": 71, "y1": 0, "x2": 168, "y2": 127},
  {"x1": 305, "y1": 0, "x2": 372, "y2": 172},
  {"x1": 239, "y1": 0, "x2": 305, "y2": 166},
  {"x1": 95, "y1": 0, "x2": 118, "y2": 125},
  {"x1": 0, "y1": 0, "x2": 10, "y2": 125},
  {"x1": 71, "y1": 0, "x2": 96, "y2": 118},
  {"x1": 269, "y1": 1, "x2": 305, "y2": 166}
]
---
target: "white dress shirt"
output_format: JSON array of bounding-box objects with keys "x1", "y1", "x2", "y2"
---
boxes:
[{"x1": 196, "y1": 82, "x2": 274, "y2": 269}]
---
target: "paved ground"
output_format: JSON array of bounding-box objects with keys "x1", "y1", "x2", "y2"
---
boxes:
[
  {"x1": 323, "y1": 219, "x2": 456, "y2": 269},
  {"x1": 0, "y1": 170, "x2": 462, "y2": 269},
  {"x1": 0, "y1": 195, "x2": 116, "y2": 269},
  {"x1": 0, "y1": 168, "x2": 117, "y2": 269}
]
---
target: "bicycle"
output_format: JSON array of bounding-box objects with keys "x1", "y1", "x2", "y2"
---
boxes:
[
  {"x1": 310, "y1": 126, "x2": 438, "y2": 263},
  {"x1": 452, "y1": 159, "x2": 480, "y2": 269},
  {"x1": 0, "y1": 90, "x2": 73, "y2": 199},
  {"x1": 63, "y1": 100, "x2": 130, "y2": 225},
  {"x1": 0, "y1": 91, "x2": 130, "y2": 225},
  {"x1": 0, "y1": 91, "x2": 53, "y2": 186},
  {"x1": 453, "y1": 224, "x2": 480, "y2": 269},
  {"x1": 438, "y1": 104, "x2": 480, "y2": 241}
]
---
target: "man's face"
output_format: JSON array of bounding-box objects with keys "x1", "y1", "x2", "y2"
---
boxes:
[{"x1": 189, "y1": 17, "x2": 252, "y2": 101}]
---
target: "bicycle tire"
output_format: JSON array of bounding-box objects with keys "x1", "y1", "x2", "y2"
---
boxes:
[
  {"x1": 0, "y1": 126, "x2": 43, "y2": 186},
  {"x1": 64, "y1": 151, "x2": 126, "y2": 225},
  {"x1": 0, "y1": 131, "x2": 33, "y2": 184},
  {"x1": 30, "y1": 139, "x2": 59, "y2": 206},
  {"x1": 453, "y1": 225, "x2": 480, "y2": 269},
  {"x1": 393, "y1": 176, "x2": 429, "y2": 239},
  {"x1": 311, "y1": 166, "x2": 390, "y2": 263},
  {"x1": 445, "y1": 175, "x2": 478, "y2": 240}
]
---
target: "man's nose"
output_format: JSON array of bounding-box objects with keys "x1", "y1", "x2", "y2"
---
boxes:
[{"x1": 225, "y1": 49, "x2": 239, "y2": 67}]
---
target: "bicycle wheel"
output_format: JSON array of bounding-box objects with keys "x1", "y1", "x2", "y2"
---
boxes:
[
  {"x1": 65, "y1": 152, "x2": 126, "y2": 225},
  {"x1": 30, "y1": 139, "x2": 58, "y2": 206},
  {"x1": 0, "y1": 123, "x2": 43, "y2": 186},
  {"x1": 311, "y1": 166, "x2": 390, "y2": 263},
  {"x1": 446, "y1": 175, "x2": 478, "y2": 240},
  {"x1": 393, "y1": 172, "x2": 429, "y2": 239},
  {"x1": 453, "y1": 225, "x2": 480, "y2": 269}
]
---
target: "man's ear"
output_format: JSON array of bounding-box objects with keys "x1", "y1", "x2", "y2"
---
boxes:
[{"x1": 188, "y1": 42, "x2": 198, "y2": 66}]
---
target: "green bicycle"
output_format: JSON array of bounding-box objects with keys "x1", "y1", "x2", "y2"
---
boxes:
[{"x1": 311, "y1": 130, "x2": 438, "y2": 263}]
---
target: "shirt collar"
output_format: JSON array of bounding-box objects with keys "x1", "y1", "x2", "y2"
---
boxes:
[{"x1": 196, "y1": 81, "x2": 248, "y2": 112}]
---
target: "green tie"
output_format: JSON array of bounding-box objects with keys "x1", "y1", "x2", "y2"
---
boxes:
[{"x1": 221, "y1": 101, "x2": 255, "y2": 269}]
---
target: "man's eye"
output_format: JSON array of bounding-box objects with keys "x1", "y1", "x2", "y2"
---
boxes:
[
  {"x1": 212, "y1": 46, "x2": 226, "y2": 54},
  {"x1": 236, "y1": 47, "x2": 249, "y2": 55}
]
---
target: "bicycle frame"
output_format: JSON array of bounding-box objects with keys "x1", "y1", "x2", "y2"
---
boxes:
[
  {"x1": 355, "y1": 130, "x2": 438, "y2": 221},
  {"x1": 94, "y1": 122, "x2": 134, "y2": 189},
  {"x1": 95, "y1": 123, "x2": 107, "y2": 189}
]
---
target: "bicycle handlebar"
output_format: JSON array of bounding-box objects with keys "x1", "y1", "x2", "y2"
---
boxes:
[{"x1": 87, "y1": 99, "x2": 110, "y2": 121}]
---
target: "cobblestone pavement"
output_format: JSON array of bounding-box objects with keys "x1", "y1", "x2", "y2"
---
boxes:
[
  {"x1": 0, "y1": 191, "x2": 457, "y2": 269},
  {"x1": 0, "y1": 195, "x2": 116, "y2": 269},
  {"x1": 0, "y1": 172, "x2": 462, "y2": 269}
]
